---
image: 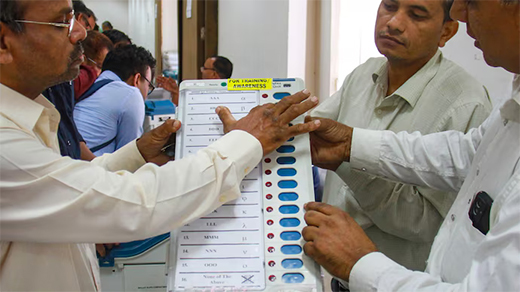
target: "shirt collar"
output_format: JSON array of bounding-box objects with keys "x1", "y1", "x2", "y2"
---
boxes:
[
  {"x1": 97, "y1": 70, "x2": 124, "y2": 82},
  {"x1": 499, "y1": 74, "x2": 520, "y2": 123},
  {"x1": 0, "y1": 83, "x2": 59, "y2": 131},
  {"x1": 372, "y1": 50, "x2": 443, "y2": 108}
]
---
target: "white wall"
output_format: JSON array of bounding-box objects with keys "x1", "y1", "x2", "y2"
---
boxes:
[
  {"x1": 162, "y1": 0, "x2": 179, "y2": 52},
  {"x1": 336, "y1": 0, "x2": 382, "y2": 87},
  {"x1": 128, "y1": 0, "x2": 156, "y2": 55},
  {"x1": 287, "y1": 0, "x2": 307, "y2": 80},
  {"x1": 85, "y1": 0, "x2": 158, "y2": 57},
  {"x1": 84, "y1": 0, "x2": 129, "y2": 35},
  {"x1": 219, "y1": 0, "x2": 289, "y2": 79}
]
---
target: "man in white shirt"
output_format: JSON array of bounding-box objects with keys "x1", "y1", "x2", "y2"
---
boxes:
[
  {"x1": 0, "y1": 0, "x2": 320, "y2": 290},
  {"x1": 311, "y1": 0, "x2": 491, "y2": 274},
  {"x1": 303, "y1": 0, "x2": 520, "y2": 290}
]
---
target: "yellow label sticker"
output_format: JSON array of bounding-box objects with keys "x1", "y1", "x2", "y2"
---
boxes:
[{"x1": 227, "y1": 78, "x2": 273, "y2": 91}]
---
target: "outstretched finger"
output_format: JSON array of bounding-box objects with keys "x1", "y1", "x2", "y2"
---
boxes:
[
  {"x1": 216, "y1": 106, "x2": 237, "y2": 133},
  {"x1": 279, "y1": 96, "x2": 319, "y2": 125},
  {"x1": 284, "y1": 119, "x2": 321, "y2": 140},
  {"x1": 304, "y1": 201, "x2": 337, "y2": 216},
  {"x1": 304, "y1": 208, "x2": 330, "y2": 227},
  {"x1": 272, "y1": 89, "x2": 311, "y2": 116},
  {"x1": 154, "y1": 119, "x2": 182, "y2": 139}
]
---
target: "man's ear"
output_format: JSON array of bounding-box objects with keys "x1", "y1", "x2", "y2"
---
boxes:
[
  {"x1": 438, "y1": 20, "x2": 459, "y2": 48},
  {"x1": 129, "y1": 72, "x2": 141, "y2": 87},
  {"x1": 76, "y1": 13, "x2": 86, "y2": 25},
  {"x1": 0, "y1": 23, "x2": 15, "y2": 65}
]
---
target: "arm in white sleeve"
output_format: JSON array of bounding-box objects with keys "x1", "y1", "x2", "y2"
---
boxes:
[
  {"x1": 333, "y1": 102, "x2": 491, "y2": 242},
  {"x1": 349, "y1": 111, "x2": 495, "y2": 192},
  {"x1": 0, "y1": 129, "x2": 262, "y2": 243},
  {"x1": 349, "y1": 173, "x2": 520, "y2": 292}
]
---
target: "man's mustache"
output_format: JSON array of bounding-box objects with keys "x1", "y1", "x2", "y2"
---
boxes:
[
  {"x1": 377, "y1": 31, "x2": 407, "y2": 46},
  {"x1": 69, "y1": 43, "x2": 84, "y2": 63}
]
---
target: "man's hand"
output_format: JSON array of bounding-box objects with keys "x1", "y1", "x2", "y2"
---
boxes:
[
  {"x1": 96, "y1": 243, "x2": 120, "y2": 257},
  {"x1": 306, "y1": 117, "x2": 353, "y2": 171},
  {"x1": 303, "y1": 202, "x2": 377, "y2": 282},
  {"x1": 216, "y1": 90, "x2": 321, "y2": 156},
  {"x1": 156, "y1": 76, "x2": 179, "y2": 106},
  {"x1": 136, "y1": 119, "x2": 181, "y2": 165}
]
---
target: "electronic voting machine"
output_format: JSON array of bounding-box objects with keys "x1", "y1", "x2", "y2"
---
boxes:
[{"x1": 168, "y1": 78, "x2": 322, "y2": 292}]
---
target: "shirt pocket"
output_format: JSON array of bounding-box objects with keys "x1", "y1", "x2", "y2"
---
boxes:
[{"x1": 441, "y1": 212, "x2": 485, "y2": 283}]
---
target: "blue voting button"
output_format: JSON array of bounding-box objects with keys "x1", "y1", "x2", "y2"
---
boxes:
[
  {"x1": 273, "y1": 92, "x2": 291, "y2": 100},
  {"x1": 282, "y1": 273, "x2": 305, "y2": 283},
  {"x1": 279, "y1": 205, "x2": 300, "y2": 214},
  {"x1": 282, "y1": 259, "x2": 304, "y2": 269},
  {"x1": 277, "y1": 157, "x2": 296, "y2": 165},
  {"x1": 280, "y1": 231, "x2": 302, "y2": 241},
  {"x1": 281, "y1": 245, "x2": 303, "y2": 255},
  {"x1": 276, "y1": 145, "x2": 295, "y2": 153},
  {"x1": 277, "y1": 168, "x2": 297, "y2": 177},
  {"x1": 278, "y1": 180, "x2": 298, "y2": 189},
  {"x1": 279, "y1": 192, "x2": 299, "y2": 201},
  {"x1": 280, "y1": 218, "x2": 300, "y2": 227}
]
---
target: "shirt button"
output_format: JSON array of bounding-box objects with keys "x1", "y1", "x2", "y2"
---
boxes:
[
  {"x1": 361, "y1": 167, "x2": 367, "y2": 172},
  {"x1": 503, "y1": 119, "x2": 509, "y2": 126},
  {"x1": 451, "y1": 214, "x2": 456, "y2": 221},
  {"x1": 476, "y1": 168, "x2": 480, "y2": 176},
  {"x1": 67, "y1": 140, "x2": 71, "y2": 146},
  {"x1": 376, "y1": 109, "x2": 383, "y2": 115}
]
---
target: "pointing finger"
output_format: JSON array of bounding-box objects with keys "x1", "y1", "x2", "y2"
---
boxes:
[
  {"x1": 272, "y1": 89, "x2": 311, "y2": 116},
  {"x1": 216, "y1": 106, "x2": 237, "y2": 133},
  {"x1": 279, "y1": 96, "x2": 319, "y2": 125}
]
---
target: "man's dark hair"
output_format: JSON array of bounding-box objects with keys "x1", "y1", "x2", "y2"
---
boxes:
[
  {"x1": 212, "y1": 56, "x2": 233, "y2": 79},
  {"x1": 102, "y1": 44, "x2": 156, "y2": 82},
  {"x1": 442, "y1": 0, "x2": 454, "y2": 22},
  {"x1": 73, "y1": 0, "x2": 97, "y2": 21},
  {"x1": 102, "y1": 21, "x2": 113, "y2": 30},
  {"x1": 0, "y1": 0, "x2": 25, "y2": 33},
  {"x1": 103, "y1": 29, "x2": 132, "y2": 47}
]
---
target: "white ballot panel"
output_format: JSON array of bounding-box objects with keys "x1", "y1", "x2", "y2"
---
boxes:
[{"x1": 169, "y1": 79, "x2": 322, "y2": 292}]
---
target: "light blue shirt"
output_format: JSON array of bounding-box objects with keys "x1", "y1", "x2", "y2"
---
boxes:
[{"x1": 74, "y1": 71, "x2": 145, "y2": 156}]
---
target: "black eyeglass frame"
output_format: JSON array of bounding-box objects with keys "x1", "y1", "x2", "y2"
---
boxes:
[{"x1": 141, "y1": 75, "x2": 156, "y2": 95}]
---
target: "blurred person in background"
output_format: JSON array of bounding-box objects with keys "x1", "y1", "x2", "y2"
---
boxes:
[
  {"x1": 103, "y1": 29, "x2": 131, "y2": 48},
  {"x1": 102, "y1": 20, "x2": 113, "y2": 31},
  {"x1": 74, "y1": 30, "x2": 114, "y2": 98},
  {"x1": 201, "y1": 55, "x2": 233, "y2": 79},
  {"x1": 73, "y1": 0, "x2": 96, "y2": 31}
]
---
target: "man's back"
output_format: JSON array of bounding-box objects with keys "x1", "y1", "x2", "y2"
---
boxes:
[
  {"x1": 74, "y1": 70, "x2": 145, "y2": 156},
  {"x1": 43, "y1": 82, "x2": 84, "y2": 159},
  {"x1": 311, "y1": 51, "x2": 492, "y2": 270}
]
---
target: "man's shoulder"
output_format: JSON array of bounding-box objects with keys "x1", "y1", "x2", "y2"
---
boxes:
[
  {"x1": 430, "y1": 55, "x2": 489, "y2": 101},
  {"x1": 436, "y1": 56, "x2": 481, "y2": 87},
  {"x1": 355, "y1": 57, "x2": 387, "y2": 73},
  {"x1": 339, "y1": 57, "x2": 387, "y2": 89},
  {"x1": 0, "y1": 114, "x2": 20, "y2": 129},
  {"x1": 87, "y1": 80, "x2": 141, "y2": 104}
]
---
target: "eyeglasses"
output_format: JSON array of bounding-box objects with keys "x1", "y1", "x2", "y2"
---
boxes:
[
  {"x1": 141, "y1": 75, "x2": 156, "y2": 95},
  {"x1": 200, "y1": 66, "x2": 217, "y2": 73},
  {"x1": 15, "y1": 10, "x2": 76, "y2": 37},
  {"x1": 86, "y1": 57, "x2": 102, "y2": 70}
]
